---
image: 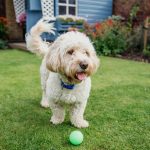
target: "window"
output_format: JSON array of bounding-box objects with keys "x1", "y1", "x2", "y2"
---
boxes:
[{"x1": 58, "y1": 0, "x2": 77, "y2": 15}]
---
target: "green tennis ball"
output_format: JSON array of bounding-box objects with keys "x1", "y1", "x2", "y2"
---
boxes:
[{"x1": 69, "y1": 130, "x2": 83, "y2": 145}]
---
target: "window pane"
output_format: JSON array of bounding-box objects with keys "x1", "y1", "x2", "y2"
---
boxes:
[
  {"x1": 59, "y1": 6, "x2": 66, "y2": 15},
  {"x1": 59, "y1": 0, "x2": 66, "y2": 3},
  {"x1": 69, "y1": 6, "x2": 75, "y2": 15},
  {"x1": 69, "y1": 0, "x2": 76, "y2": 4}
]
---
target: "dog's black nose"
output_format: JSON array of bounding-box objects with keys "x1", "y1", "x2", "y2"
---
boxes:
[{"x1": 80, "y1": 62, "x2": 88, "y2": 70}]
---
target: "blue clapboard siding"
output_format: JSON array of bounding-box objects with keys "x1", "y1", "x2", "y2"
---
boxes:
[
  {"x1": 78, "y1": 0, "x2": 113, "y2": 23},
  {"x1": 29, "y1": 0, "x2": 42, "y2": 11},
  {"x1": 26, "y1": 0, "x2": 42, "y2": 32}
]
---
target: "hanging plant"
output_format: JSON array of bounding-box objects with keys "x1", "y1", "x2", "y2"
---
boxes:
[{"x1": 17, "y1": 12, "x2": 26, "y2": 28}]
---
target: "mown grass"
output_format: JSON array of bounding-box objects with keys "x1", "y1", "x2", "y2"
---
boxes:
[{"x1": 0, "y1": 49, "x2": 150, "y2": 150}]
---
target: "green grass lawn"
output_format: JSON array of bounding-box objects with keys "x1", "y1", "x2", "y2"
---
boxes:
[{"x1": 0, "y1": 49, "x2": 150, "y2": 150}]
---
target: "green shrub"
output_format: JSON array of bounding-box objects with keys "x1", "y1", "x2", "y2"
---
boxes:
[
  {"x1": 143, "y1": 45, "x2": 150, "y2": 60},
  {"x1": 94, "y1": 27, "x2": 127, "y2": 56},
  {"x1": 0, "y1": 17, "x2": 8, "y2": 40},
  {"x1": 126, "y1": 25, "x2": 143, "y2": 50},
  {"x1": 83, "y1": 18, "x2": 127, "y2": 56},
  {"x1": 0, "y1": 39, "x2": 8, "y2": 49}
]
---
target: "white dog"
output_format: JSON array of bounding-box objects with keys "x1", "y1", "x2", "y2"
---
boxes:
[{"x1": 26, "y1": 18, "x2": 99, "y2": 128}]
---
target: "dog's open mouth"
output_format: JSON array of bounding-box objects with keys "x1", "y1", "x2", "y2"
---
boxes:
[{"x1": 75, "y1": 72, "x2": 87, "y2": 81}]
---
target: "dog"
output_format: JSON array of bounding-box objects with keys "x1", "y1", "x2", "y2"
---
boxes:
[{"x1": 26, "y1": 18, "x2": 100, "y2": 128}]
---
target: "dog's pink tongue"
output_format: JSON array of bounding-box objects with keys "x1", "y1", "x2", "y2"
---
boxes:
[{"x1": 76, "y1": 72, "x2": 87, "y2": 81}]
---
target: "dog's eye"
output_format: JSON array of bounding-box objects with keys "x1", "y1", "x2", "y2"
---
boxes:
[
  {"x1": 85, "y1": 51, "x2": 90, "y2": 56},
  {"x1": 67, "y1": 49, "x2": 74, "y2": 55}
]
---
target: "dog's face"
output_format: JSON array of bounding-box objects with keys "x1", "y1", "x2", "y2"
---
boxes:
[{"x1": 46, "y1": 31, "x2": 99, "y2": 83}]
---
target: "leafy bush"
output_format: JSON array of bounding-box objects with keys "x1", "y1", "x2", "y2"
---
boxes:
[
  {"x1": 143, "y1": 45, "x2": 150, "y2": 61},
  {"x1": 128, "y1": 5, "x2": 140, "y2": 27},
  {"x1": 0, "y1": 17, "x2": 8, "y2": 40},
  {"x1": 0, "y1": 39, "x2": 8, "y2": 49},
  {"x1": 83, "y1": 18, "x2": 127, "y2": 56},
  {"x1": 126, "y1": 25, "x2": 143, "y2": 50},
  {"x1": 94, "y1": 28, "x2": 127, "y2": 56}
]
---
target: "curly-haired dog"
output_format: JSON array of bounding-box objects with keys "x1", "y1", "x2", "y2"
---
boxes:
[{"x1": 26, "y1": 18, "x2": 99, "y2": 128}]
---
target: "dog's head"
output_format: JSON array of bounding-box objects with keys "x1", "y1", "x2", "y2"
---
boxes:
[{"x1": 46, "y1": 31, "x2": 99, "y2": 83}]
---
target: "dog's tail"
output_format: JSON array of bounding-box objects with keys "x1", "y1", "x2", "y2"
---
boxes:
[{"x1": 26, "y1": 18, "x2": 55, "y2": 57}]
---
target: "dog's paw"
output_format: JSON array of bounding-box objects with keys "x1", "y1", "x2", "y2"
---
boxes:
[
  {"x1": 50, "y1": 116, "x2": 64, "y2": 125},
  {"x1": 72, "y1": 119, "x2": 89, "y2": 128},
  {"x1": 40, "y1": 100, "x2": 49, "y2": 108}
]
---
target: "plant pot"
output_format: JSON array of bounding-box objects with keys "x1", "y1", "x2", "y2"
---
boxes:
[{"x1": 56, "y1": 20, "x2": 83, "y2": 31}]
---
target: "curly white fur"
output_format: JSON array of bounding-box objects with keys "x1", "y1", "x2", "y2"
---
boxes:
[{"x1": 26, "y1": 18, "x2": 100, "y2": 128}]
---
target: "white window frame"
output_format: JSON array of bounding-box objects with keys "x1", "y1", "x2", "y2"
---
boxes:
[{"x1": 58, "y1": 0, "x2": 78, "y2": 16}]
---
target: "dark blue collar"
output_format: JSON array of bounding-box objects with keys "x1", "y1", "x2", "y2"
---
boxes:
[{"x1": 61, "y1": 80, "x2": 75, "y2": 90}]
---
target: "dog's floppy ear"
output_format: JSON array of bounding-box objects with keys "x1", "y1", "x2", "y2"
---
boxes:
[{"x1": 46, "y1": 44, "x2": 62, "y2": 72}]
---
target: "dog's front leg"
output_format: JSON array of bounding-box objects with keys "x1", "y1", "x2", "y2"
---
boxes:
[
  {"x1": 70, "y1": 101, "x2": 89, "y2": 128},
  {"x1": 49, "y1": 101, "x2": 65, "y2": 125},
  {"x1": 40, "y1": 92, "x2": 49, "y2": 108}
]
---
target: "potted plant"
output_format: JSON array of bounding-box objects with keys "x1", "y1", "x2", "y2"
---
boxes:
[{"x1": 17, "y1": 12, "x2": 26, "y2": 40}]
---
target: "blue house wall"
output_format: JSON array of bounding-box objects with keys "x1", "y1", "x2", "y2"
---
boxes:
[
  {"x1": 78, "y1": 0, "x2": 113, "y2": 23},
  {"x1": 26, "y1": 0, "x2": 42, "y2": 32},
  {"x1": 26, "y1": 0, "x2": 113, "y2": 39}
]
